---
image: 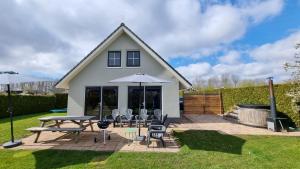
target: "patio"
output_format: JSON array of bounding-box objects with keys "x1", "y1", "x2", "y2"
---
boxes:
[
  {"x1": 16, "y1": 122, "x2": 180, "y2": 153},
  {"x1": 175, "y1": 114, "x2": 300, "y2": 136},
  {"x1": 10, "y1": 114, "x2": 300, "y2": 153}
]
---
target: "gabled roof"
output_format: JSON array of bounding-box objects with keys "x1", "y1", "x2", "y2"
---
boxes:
[{"x1": 55, "y1": 23, "x2": 192, "y2": 89}]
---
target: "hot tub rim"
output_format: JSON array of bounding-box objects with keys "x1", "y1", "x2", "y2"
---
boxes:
[{"x1": 237, "y1": 104, "x2": 270, "y2": 109}]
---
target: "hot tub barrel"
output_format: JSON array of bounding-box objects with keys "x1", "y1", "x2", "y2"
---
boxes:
[{"x1": 237, "y1": 104, "x2": 270, "y2": 127}]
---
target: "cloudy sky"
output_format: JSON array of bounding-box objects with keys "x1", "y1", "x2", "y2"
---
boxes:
[{"x1": 0, "y1": 0, "x2": 299, "y2": 83}]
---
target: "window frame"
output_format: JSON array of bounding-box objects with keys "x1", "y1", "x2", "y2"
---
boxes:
[
  {"x1": 107, "y1": 51, "x2": 121, "y2": 67},
  {"x1": 126, "y1": 51, "x2": 140, "y2": 67}
]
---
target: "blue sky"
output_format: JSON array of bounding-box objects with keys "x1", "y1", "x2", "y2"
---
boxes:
[{"x1": 0, "y1": 0, "x2": 299, "y2": 83}]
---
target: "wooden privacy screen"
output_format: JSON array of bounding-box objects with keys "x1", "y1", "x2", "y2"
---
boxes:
[{"x1": 184, "y1": 94, "x2": 223, "y2": 114}]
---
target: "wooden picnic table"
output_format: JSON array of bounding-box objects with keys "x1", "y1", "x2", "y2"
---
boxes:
[
  {"x1": 26, "y1": 116, "x2": 96, "y2": 143},
  {"x1": 38, "y1": 116, "x2": 96, "y2": 132}
]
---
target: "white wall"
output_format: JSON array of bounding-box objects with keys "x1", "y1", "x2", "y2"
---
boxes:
[{"x1": 67, "y1": 33, "x2": 180, "y2": 118}]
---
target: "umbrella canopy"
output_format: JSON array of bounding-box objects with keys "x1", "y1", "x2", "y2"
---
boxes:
[
  {"x1": 0, "y1": 72, "x2": 44, "y2": 85},
  {"x1": 109, "y1": 73, "x2": 171, "y2": 83},
  {"x1": 109, "y1": 73, "x2": 170, "y2": 141}
]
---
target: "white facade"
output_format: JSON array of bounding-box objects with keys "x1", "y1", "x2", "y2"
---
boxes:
[{"x1": 56, "y1": 24, "x2": 191, "y2": 118}]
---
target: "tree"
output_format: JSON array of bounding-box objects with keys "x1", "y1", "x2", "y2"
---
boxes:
[
  {"x1": 220, "y1": 73, "x2": 232, "y2": 88},
  {"x1": 284, "y1": 44, "x2": 300, "y2": 126},
  {"x1": 192, "y1": 76, "x2": 206, "y2": 90},
  {"x1": 231, "y1": 74, "x2": 239, "y2": 87}
]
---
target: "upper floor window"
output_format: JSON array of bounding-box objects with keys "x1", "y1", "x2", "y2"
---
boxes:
[
  {"x1": 127, "y1": 51, "x2": 140, "y2": 67},
  {"x1": 108, "y1": 51, "x2": 121, "y2": 67}
]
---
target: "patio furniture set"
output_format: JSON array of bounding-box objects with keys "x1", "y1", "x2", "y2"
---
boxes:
[{"x1": 26, "y1": 109, "x2": 170, "y2": 148}]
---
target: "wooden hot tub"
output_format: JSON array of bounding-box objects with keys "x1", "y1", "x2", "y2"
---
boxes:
[{"x1": 237, "y1": 104, "x2": 270, "y2": 127}]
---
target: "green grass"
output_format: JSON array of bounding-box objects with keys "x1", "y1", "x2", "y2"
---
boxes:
[
  {"x1": 1, "y1": 130, "x2": 300, "y2": 169},
  {"x1": 0, "y1": 112, "x2": 66, "y2": 143}
]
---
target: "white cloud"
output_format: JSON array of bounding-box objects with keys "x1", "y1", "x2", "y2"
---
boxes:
[
  {"x1": 176, "y1": 30, "x2": 300, "y2": 83},
  {"x1": 176, "y1": 62, "x2": 211, "y2": 81},
  {"x1": 240, "y1": 0, "x2": 284, "y2": 23},
  {"x1": 0, "y1": 0, "x2": 284, "y2": 79},
  {"x1": 250, "y1": 31, "x2": 300, "y2": 63},
  {"x1": 218, "y1": 51, "x2": 241, "y2": 64}
]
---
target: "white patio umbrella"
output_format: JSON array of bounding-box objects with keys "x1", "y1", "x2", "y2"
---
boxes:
[
  {"x1": 109, "y1": 73, "x2": 170, "y2": 141},
  {"x1": 0, "y1": 71, "x2": 45, "y2": 148}
]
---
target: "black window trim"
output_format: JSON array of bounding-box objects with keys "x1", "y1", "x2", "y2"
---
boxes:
[
  {"x1": 126, "y1": 50, "x2": 140, "y2": 67},
  {"x1": 107, "y1": 51, "x2": 121, "y2": 67},
  {"x1": 127, "y1": 86, "x2": 162, "y2": 113}
]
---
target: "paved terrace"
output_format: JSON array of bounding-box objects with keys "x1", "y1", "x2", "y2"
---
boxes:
[
  {"x1": 14, "y1": 114, "x2": 300, "y2": 152},
  {"x1": 176, "y1": 114, "x2": 300, "y2": 136}
]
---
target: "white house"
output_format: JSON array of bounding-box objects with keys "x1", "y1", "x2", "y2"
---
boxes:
[{"x1": 55, "y1": 23, "x2": 192, "y2": 119}]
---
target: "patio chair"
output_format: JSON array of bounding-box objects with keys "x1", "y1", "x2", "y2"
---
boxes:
[
  {"x1": 120, "y1": 109, "x2": 134, "y2": 127},
  {"x1": 151, "y1": 114, "x2": 168, "y2": 126},
  {"x1": 153, "y1": 109, "x2": 162, "y2": 120},
  {"x1": 135, "y1": 109, "x2": 149, "y2": 127},
  {"x1": 104, "y1": 109, "x2": 120, "y2": 127},
  {"x1": 147, "y1": 120, "x2": 170, "y2": 147}
]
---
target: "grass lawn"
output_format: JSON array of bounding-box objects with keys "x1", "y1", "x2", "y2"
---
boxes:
[
  {"x1": 0, "y1": 112, "x2": 66, "y2": 144},
  {"x1": 1, "y1": 130, "x2": 300, "y2": 169},
  {"x1": 1, "y1": 113, "x2": 300, "y2": 168}
]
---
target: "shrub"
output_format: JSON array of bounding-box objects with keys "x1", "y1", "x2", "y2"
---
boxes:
[
  {"x1": 0, "y1": 94, "x2": 68, "y2": 118},
  {"x1": 221, "y1": 84, "x2": 300, "y2": 126},
  {"x1": 55, "y1": 93, "x2": 68, "y2": 108}
]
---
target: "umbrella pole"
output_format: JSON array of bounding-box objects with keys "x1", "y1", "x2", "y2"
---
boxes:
[
  {"x1": 138, "y1": 82, "x2": 141, "y2": 136},
  {"x1": 3, "y1": 84, "x2": 21, "y2": 148},
  {"x1": 7, "y1": 84, "x2": 14, "y2": 142}
]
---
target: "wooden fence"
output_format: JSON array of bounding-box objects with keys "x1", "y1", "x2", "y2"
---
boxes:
[{"x1": 184, "y1": 94, "x2": 223, "y2": 115}]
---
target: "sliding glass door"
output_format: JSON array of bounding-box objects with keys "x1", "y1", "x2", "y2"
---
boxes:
[
  {"x1": 85, "y1": 86, "x2": 118, "y2": 119},
  {"x1": 102, "y1": 86, "x2": 118, "y2": 118},
  {"x1": 128, "y1": 86, "x2": 161, "y2": 115},
  {"x1": 85, "y1": 87, "x2": 101, "y2": 118}
]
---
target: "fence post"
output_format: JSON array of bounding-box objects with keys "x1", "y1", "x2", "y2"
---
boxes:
[{"x1": 219, "y1": 89, "x2": 224, "y2": 114}]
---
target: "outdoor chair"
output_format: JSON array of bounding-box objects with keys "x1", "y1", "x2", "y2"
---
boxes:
[
  {"x1": 147, "y1": 120, "x2": 170, "y2": 147},
  {"x1": 151, "y1": 114, "x2": 168, "y2": 126},
  {"x1": 120, "y1": 109, "x2": 134, "y2": 127},
  {"x1": 153, "y1": 109, "x2": 162, "y2": 120},
  {"x1": 104, "y1": 109, "x2": 120, "y2": 127},
  {"x1": 135, "y1": 109, "x2": 149, "y2": 127}
]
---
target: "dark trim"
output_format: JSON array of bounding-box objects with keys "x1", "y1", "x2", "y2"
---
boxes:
[
  {"x1": 55, "y1": 24, "x2": 124, "y2": 87},
  {"x1": 126, "y1": 51, "x2": 140, "y2": 67},
  {"x1": 122, "y1": 24, "x2": 192, "y2": 86},
  {"x1": 107, "y1": 51, "x2": 121, "y2": 67},
  {"x1": 84, "y1": 86, "x2": 119, "y2": 117},
  {"x1": 127, "y1": 86, "x2": 162, "y2": 112},
  {"x1": 55, "y1": 23, "x2": 192, "y2": 88},
  {"x1": 84, "y1": 86, "x2": 101, "y2": 117}
]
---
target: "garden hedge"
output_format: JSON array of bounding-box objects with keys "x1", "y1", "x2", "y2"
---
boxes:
[
  {"x1": 55, "y1": 93, "x2": 68, "y2": 109},
  {"x1": 221, "y1": 84, "x2": 300, "y2": 126},
  {"x1": 0, "y1": 94, "x2": 68, "y2": 118}
]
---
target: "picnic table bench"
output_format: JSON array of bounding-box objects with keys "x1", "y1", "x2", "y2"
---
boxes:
[
  {"x1": 27, "y1": 127, "x2": 84, "y2": 143},
  {"x1": 26, "y1": 116, "x2": 95, "y2": 143}
]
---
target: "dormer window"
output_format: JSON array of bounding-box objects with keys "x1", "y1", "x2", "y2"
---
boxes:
[
  {"x1": 108, "y1": 51, "x2": 121, "y2": 67},
  {"x1": 127, "y1": 51, "x2": 140, "y2": 67}
]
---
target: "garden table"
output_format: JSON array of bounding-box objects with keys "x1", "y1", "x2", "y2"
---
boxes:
[{"x1": 38, "y1": 116, "x2": 95, "y2": 131}]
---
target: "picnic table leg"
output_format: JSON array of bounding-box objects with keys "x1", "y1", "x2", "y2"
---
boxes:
[
  {"x1": 89, "y1": 120, "x2": 94, "y2": 132},
  {"x1": 55, "y1": 120, "x2": 61, "y2": 128},
  {"x1": 79, "y1": 120, "x2": 87, "y2": 132},
  {"x1": 40, "y1": 121, "x2": 46, "y2": 127},
  {"x1": 74, "y1": 131, "x2": 80, "y2": 143},
  {"x1": 34, "y1": 131, "x2": 41, "y2": 143}
]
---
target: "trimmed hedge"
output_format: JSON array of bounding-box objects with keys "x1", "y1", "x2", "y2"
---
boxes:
[
  {"x1": 55, "y1": 94, "x2": 68, "y2": 109},
  {"x1": 221, "y1": 84, "x2": 300, "y2": 126},
  {"x1": 0, "y1": 94, "x2": 68, "y2": 118}
]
